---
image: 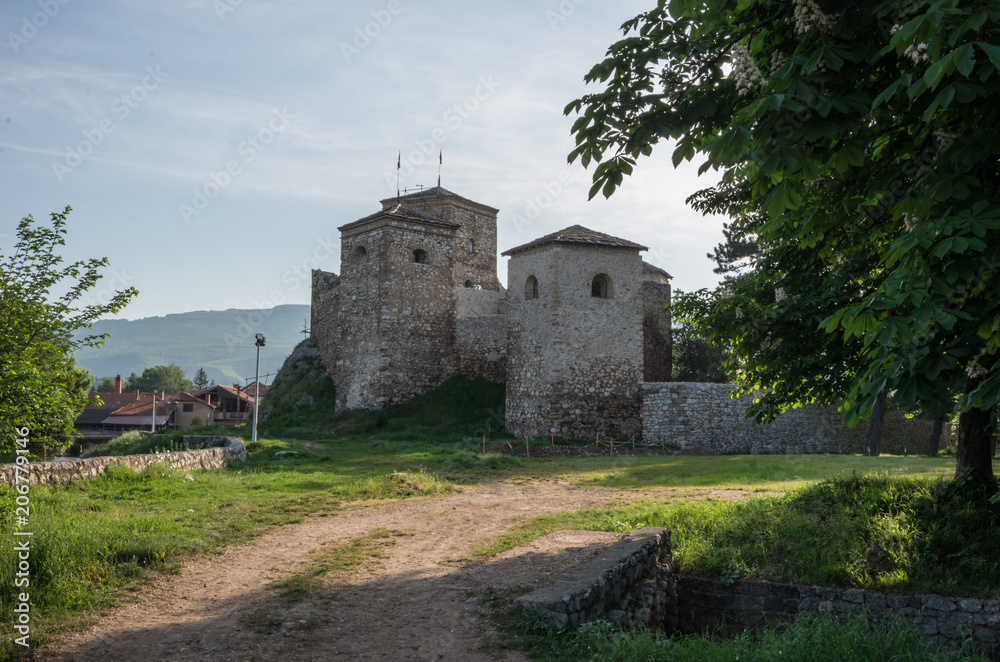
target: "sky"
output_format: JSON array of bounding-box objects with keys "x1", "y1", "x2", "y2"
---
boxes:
[{"x1": 0, "y1": 0, "x2": 727, "y2": 321}]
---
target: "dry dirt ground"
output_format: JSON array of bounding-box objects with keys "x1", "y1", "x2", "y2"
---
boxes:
[{"x1": 37, "y1": 480, "x2": 747, "y2": 662}]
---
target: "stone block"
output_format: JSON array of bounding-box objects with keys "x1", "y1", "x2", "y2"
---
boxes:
[
  {"x1": 926, "y1": 596, "x2": 958, "y2": 612},
  {"x1": 958, "y1": 599, "x2": 983, "y2": 613},
  {"x1": 842, "y1": 589, "x2": 864, "y2": 604}
]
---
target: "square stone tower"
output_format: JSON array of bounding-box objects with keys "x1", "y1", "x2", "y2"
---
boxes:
[
  {"x1": 313, "y1": 187, "x2": 503, "y2": 412},
  {"x1": 503, "y1": 226, "x2": 646, "y2": 440}
]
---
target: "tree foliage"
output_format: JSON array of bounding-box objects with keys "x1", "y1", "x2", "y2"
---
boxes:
[
  {"x1": 125, "y1": 363, "x2": 193, "y2": 394},
  {"x1": 0, "y1": 207, "x2": 137, "y2": 452},
  {"x1": 192, "y1": 367, "x2": 211, "y2": 390},
  {"x1": 672, "y1": 321, "x2": 730, "y2": 382},
  {"x1": 567, "y1": 0, "x2": 1000, "y2": 476}
]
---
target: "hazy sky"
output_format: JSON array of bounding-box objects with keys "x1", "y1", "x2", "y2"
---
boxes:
[{"x1": 1, "y1": 0, "x2": 726, "y2": 320}]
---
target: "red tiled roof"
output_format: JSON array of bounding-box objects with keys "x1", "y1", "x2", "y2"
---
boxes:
[
  {"x1": 87, "y1": 393, "x2": 141, "y2": 410},
  {"x1": 215, "y1": 384, "x2": 256, "y2": 404},
  {"x1": 502, "y1": 225, "x2": 648, "y2": 256},
  {"x1": 177, "y1": 392, "x2": 217, "y2": 408}
]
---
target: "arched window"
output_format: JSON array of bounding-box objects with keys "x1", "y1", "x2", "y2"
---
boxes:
[
  {"x1": 525, "y1": 275, "x2": 539, "y2": 300},
  {"x1": 468, "y1": 239, "x2": 475, "y2": 253},
  {"x1": 464, "y1": 280, "x2": 473, "y2": 288},
  {"x1": 591, "y1": 274, "x2": 611, "y2": 298},
  {"x1": 413, "y1": 249, "x2": 428, "y2": 264},
  {"x1": 351, "y1": 245, "x2": 367, "y2": 265}
]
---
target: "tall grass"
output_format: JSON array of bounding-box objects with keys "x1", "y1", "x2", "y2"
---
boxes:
[{"x1": 501, "y1": 610, "x2": 988, "y2": 662}]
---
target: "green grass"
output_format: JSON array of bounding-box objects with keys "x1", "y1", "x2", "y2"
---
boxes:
[
  {"x1": 490, "y1": 608, "x2": 989, "y2": 662},
  {"x1": 470, "y1": 472, "x2": 1000, "y2": 597}
]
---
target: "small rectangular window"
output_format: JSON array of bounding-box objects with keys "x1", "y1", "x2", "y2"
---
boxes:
[{"x1": 183, "y1": 403, "x2": 194, "y2": 412}]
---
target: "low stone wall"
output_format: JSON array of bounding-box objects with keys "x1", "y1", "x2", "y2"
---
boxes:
[
  {"x1": 642, "y1": 382, "x2": 946, "y2": 455},
  {"x1": 677, "y1": 577, "x2": 999, "y2": 655},
  {"x1": 514, "y1": 527, "x2": 677, "y2": 630},
  {"x1": 0, "y1": 436, "x2": 247, "y2": 487}
]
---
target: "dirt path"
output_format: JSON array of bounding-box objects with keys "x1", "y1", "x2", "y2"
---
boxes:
[{"x1": 38, "y1": 481, "x2": 746, "y2": 662}]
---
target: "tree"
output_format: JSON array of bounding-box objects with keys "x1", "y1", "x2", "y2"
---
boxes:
[
  {"x1": 193, "y1": 367, "x2": 211, "y2": 390},
  {"x1": 0, "y1": 207, "x2": 137, "y2": 452},
  {"x1": 126, "y1": 364, "x2": 193, "y2": 394},
  {"x1": 671, "y1": 321, "x2": 730, "y2": 382},
  {"x1": 93, "y1": 376, "x2": 117, "y2": 393},
  {"x1": 566, "y1": 0, "x2": 1000, "y2": 477}
]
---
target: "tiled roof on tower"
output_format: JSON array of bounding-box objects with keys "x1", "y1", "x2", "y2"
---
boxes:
[
  {"x1": 501, "y1": 225, "x2": 648, "y2": 256},
  {"x1": 338, "y1": 203, "x2": 459, "y2": 231},
  {"x1": 378, "y1": 187, "x2": 500, "y2": 213}
]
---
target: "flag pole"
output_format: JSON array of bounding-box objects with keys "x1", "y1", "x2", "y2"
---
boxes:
[
  {"x1": 437, "y1": 150, "x2": 442, "y2": 188},
  {"x1": 396, "y1": 151, "x2": 401, "y2": 203}
]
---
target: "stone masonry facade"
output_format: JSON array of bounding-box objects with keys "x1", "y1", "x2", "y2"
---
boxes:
[
  {"x1": 642, "y1": 382, "x2": 944, "y2": 454},
  {"x1": 311, "y1": 187, "x2": 672, "y2": 440}
]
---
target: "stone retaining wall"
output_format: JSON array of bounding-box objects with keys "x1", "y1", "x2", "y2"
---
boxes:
[
  {"x1": 677, "y1": 577, "x2": 999, "y2": 656},
  {"x1": 642, "y1": 382, "x2": 947, "y2": 455},
  {"x1": 514, "y1": 527, "x2": 677, "y2": 631},
  {"x1": 0, "y1": 436, "x2": 247, "y2": 487}
]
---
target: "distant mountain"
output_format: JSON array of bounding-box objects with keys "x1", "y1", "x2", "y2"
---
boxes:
[{"x1": 72, "y1": 305, "x2": 312, "y2": 388}]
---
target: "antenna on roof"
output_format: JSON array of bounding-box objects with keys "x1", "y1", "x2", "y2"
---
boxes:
[
  {"x1": 396, "y1": 151, "x2": 401, "y2": 204},
  {"x1": 437, "y1": 150, "x2": 442, "y2": 188}
]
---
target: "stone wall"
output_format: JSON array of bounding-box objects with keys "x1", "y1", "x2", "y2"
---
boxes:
[
  {"x1": 678, "y1": 577, "x2": 1000, "y2": 655},
  {"x1": 506, "y1": 244, "x2": 644, "y2": 441},
  {"x1": 456, "y1": 287, "x2": 505, "y2": 317},
  {"x1": 641, "y1": 382, "x2": 943, "y2": 454},
  {"x1": 377, "y1": 222, "x2": 458, "y2": 406},
  {"x1": 515, "y1": 527, "x2": 677, "y2": 631},
  {"x1": 455, "y1": 315, "x2": 507, "y2": 383},
  {"x1": 0, "y1": 437, "x2": 247, "y2": 487}
]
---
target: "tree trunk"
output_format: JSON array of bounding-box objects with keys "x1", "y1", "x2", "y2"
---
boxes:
[
  {"x1": 867, "y1": 395, "x2": 886, "y2": 457},
  {"x1": 956, "y1": 367, "x2": 995, "y2": 478},
  {"x1": 929, "y1": 416, "x2": 944, "y2": 457}
]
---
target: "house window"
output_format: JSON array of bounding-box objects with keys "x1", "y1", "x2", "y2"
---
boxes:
[
  {"x1": 591, "y1": 274, "x2": 611, "y2": 298},
  {"x1": 182, "y1": 403, "x2": 194, "y2": 412},
  {"x1": 525, "y1": 275, "x2": 539, "y2": 300},
  {"x1": 351, "y1": 245, "x2": 367, "y2": 265},
  {"x1": 413, "y1": 249, "x2": 428, "y2": 264},
  {"x1": 469, "y1": 239, "x2": 475, "y2": 253},
  {"x1": 464, "y1": 280, "x2": 473, "y2": 288}
]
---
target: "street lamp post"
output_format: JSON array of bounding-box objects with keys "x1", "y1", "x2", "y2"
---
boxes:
[{"x1": 253, "y1": 334, "x2": 265, "y2": 443}]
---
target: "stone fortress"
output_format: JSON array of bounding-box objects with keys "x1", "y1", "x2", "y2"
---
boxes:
[
  {"x1": 311, "y1": 186, "x2": 939, "y2": 451},
  {"x1": 311, "y1": 186, "x2": 672, "y2": 442}
]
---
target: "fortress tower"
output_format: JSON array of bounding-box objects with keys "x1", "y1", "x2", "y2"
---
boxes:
[
  {"x1": 502, "y1": 226, "x2": 649, "y2": 441},
  {"x1": 312, "y1": 187, "x2": 503, "y2": 411}
]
